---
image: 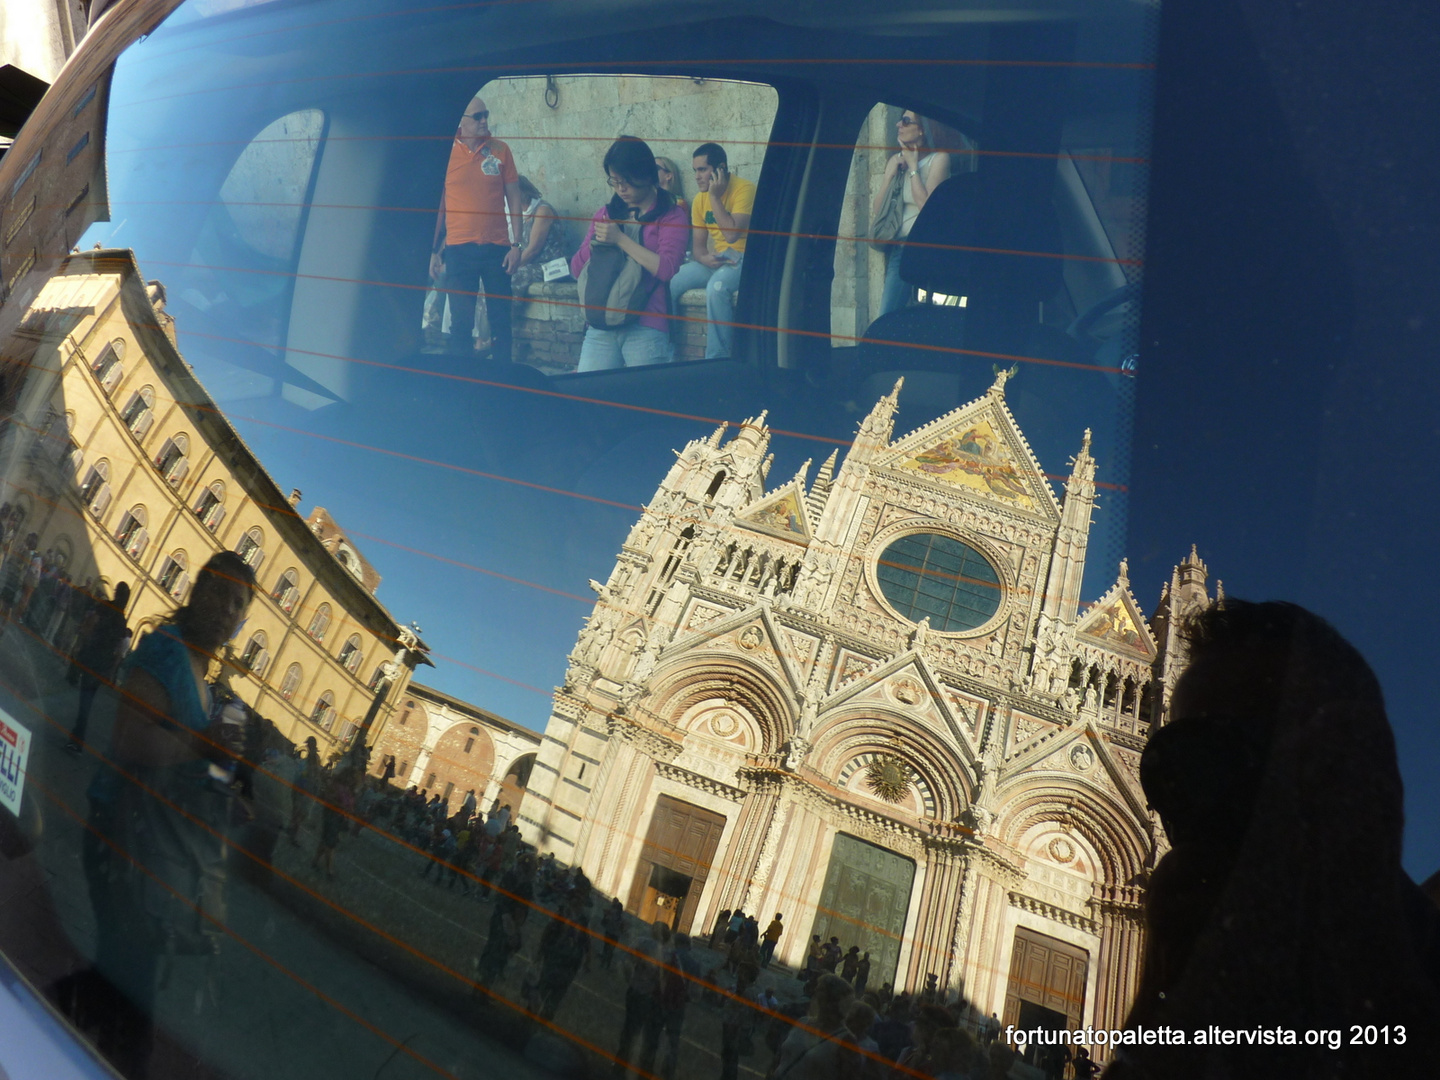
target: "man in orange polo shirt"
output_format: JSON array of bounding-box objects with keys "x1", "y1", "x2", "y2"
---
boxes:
[{"x1": 430, "y1": 96, "x2": 524, "y2": 360}]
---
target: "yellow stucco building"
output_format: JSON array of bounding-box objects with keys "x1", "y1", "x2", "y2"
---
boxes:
[{"x1": 0, "y1": 247, "x2": 429, "y2": 751}]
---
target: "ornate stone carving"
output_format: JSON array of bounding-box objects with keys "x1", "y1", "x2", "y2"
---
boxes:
[
  {"x1": 686, "y1": 604, "x2": 726, "y2": 631},
  {"x1": 1048, "y1": 836, "x2": 1077, "y2": 864},
  {"x1": 606, "y1": 714, "x2": 682, "y2": 763},
  {"x1": 743, "y1": 800, "x2": 790, "y2": 910},
  {"x1": 1012, "y1": 716, "x2": 1047, "y2": 747},
  {"x1": 865, "y1": 752, "x2": 915, "y2": 803},
  {"x1": 653, "y1": 761, "x2": 744, "y2": 802},
  {"x1": 707, "y1": 709, "x2": 741, "y2": 739},
  {"x1": 889, "y1": 676, "x2": 924, "y2": 706},
  {"x1": 1008, "y1": 891, "x2": 1099, "y2": 934},
  {"x1": 958, "y1": 803, "x2": 993, "y2": 836},
  {"x1": 838, "y1": 651, "x2": 879, "y2": 687}
]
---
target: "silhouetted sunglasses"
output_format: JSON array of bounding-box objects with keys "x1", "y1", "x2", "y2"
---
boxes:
[{"x1": 465, "y1": 110, "x2": 490, "y2": 121}]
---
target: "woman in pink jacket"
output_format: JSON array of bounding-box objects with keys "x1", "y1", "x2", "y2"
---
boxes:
[{"x1": 572, "y1": 136, "x2": 689, "y2": 370}]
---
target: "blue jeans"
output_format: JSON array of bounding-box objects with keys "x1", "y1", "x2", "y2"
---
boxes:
[
  {"x1": 879, "y1": 243, "x2": 910, "y2": 317},
  {"x1": 577, "y1": 324, "x2": 674, "y2": 371},
  {"x1": 669, "y1": 255, "x2": 743, "y2": 358}
]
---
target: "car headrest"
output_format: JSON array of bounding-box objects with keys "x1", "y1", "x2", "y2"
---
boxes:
[{"x1": 899, "y1": 172, "x2": 1064, "y2": 304}]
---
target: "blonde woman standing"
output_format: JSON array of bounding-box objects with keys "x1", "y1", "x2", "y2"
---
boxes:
[{"x1": 873, "y1": 110, "x2": 953, "y2": 315}]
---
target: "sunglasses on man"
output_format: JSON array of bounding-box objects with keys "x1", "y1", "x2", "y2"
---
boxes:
[{"x1": 464, "y1": 110, "x2": 490, "y2": 122}]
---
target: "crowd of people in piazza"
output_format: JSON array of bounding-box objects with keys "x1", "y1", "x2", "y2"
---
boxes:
[
  {"x1": 18, "y1": 546, "x2": 1026, "y2": 1076},
  {"x1": 0, "y1": 506, "x2": 124, "y2": 669},
  {"x1": 428, "y1": 94, "x2": 957, "y2": 369},
  {"x1": 13, "y1": 494, "x2": 1436, "y2": 1079},
  {"x1": 247, "y1": 755, "x2": 1044, "y2": 1080},
  {"x1": 225, "y1": 717, "x2": 1040, "y2": 1080},
  {"x1": 291, "y1": 774, "x2": 1034, "y2": 1077}
]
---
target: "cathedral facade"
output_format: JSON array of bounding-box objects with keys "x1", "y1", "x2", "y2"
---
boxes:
[{"x1": 519, "y1": 373, "x2": 1216, "y2": 1034}]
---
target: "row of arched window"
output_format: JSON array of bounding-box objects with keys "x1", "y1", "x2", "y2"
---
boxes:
[
  {"x1": 236, "y1": 627, "x2": 365, "y2": 680},
  {"x1": 108, "y1": 495, "x2": 264, "y2": 597},
  {"x1": 82, "y1": 341, "x2": 374, "y2": 736},
  {"x1": 241, "y1": 651, "x2": 348, "y2": 737},
  {"x1": 98, "y1": 482, "x2": 366, "y2": 679},
  {"x1": 89, "y1": 339, "x2": 191, "y2": 490}
]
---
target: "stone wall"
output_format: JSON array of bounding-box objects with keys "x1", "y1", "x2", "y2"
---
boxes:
[
  {"x1": 513, "y1": 282, "x2": 711, "y2": 373},
  {"x1": 474, "y1": 75, "x2": 778, "y2": 247}
]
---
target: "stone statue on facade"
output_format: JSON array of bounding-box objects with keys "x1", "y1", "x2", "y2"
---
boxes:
[
  {"x1": 626, "y1": 514, "x2": 658, "y2": 549},
  {"x1": 631, "y1": 642, "x2": 661, "y2": 685},
  {"x1": 797, "y1": 554, "x2": 836, "y2": 608},
  {"x1": 1048, "y1": 665, "x2": 1068, "y2": 697},
  {"x1": 909, "y1": 616, "x2": 930, "y2": 649},
  {"x1": 610, "y1": 561, "x2": 636, "y2": 597},
  {"x1": 575, "y1": 606, "x2": 618, "y2": 667},
  {"x1": 782, "y1": 736, "x2": 810, "y2": 771},
  {"x1": 959, "y1": 803, "x2": 994, "y2": 836},
  {"x1": 796, "y1": 690, "x2": 819, "y2": 735},
  {"x1": 616, "y1": 679, "x2": 645, "y2": 714}
]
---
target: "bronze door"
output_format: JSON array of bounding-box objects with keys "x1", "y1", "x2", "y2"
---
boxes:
[{"x1": 810, "y1": 833, "x2": 916, "y2": 988}]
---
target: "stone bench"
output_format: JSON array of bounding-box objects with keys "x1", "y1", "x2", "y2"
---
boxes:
[{"x1": 512, "y1": 282, "x2": 719, "y2": 372}]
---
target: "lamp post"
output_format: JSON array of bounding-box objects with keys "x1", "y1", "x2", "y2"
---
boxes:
[{"x1": 340, "y1": 623, "x2": 427, "y2": 775}]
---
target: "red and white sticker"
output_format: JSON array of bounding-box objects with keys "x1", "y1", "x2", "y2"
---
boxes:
[{"x1": 0, "y1": 709, "x2": 31, "y2": 817}]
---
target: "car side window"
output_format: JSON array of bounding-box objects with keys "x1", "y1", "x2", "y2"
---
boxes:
[
  {"x1": 422, "y1": 75, "x2": 777, "y2": 375},
  {"x1": 830, "y1": 102, "x2": 979, "y2": 348}
]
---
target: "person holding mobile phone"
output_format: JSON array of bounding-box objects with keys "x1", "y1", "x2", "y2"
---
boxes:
[
  {"x1": 668, "y1": 142, "x2": 756, "y2": 359},
  {"x1": 874, "y1": 110, "x2": 953, "y2": 316}
]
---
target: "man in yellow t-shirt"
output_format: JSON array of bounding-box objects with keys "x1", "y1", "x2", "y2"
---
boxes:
[{"x1": 668, "y1": 142, "x2": 756, "y2": 359}]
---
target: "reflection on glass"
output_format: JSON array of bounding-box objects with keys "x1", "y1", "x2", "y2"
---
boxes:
[
  {"x1": 422, "y1": 76, "x2": 778, "y2": 374},
  {"x1": 0, "y1": 1, "x2": 1198, "y2": 1077}
]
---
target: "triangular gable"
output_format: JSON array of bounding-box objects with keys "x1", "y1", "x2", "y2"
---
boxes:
[
  {"x1": 660, "y1": 602, "x2": 805, "y2": 694},
  {"x1": 821, "y1": 650, "x2": 979, "y2": 762},
  {"x1": 875, "y1": 389, "x2": 1061, "y2": 521},
  {"x1": 735, "y1": 483, "x2": 812, "y2": 544},
  {"x1": 1076, "y1": 576, "x2": 1157, "y2": 659},
  {"x1": 1001, "y1": 722, "x2": 1148, "y2": 819}
]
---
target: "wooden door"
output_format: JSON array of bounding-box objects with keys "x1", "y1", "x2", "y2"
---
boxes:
[
  {"x1": 626, "y1": 795, "x2": 726, "y2": 934},
  {"x1": 1002, "y1": 927, "x2": 1088, "y2": 1031}
]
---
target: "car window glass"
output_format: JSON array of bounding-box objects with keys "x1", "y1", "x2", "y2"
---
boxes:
[
  {"x1": 421, "y1": 75, "x2": 777, "y2": 375},
  {"x1": 0, "y1": 2, "x2": 1212, "y2": 1078}
]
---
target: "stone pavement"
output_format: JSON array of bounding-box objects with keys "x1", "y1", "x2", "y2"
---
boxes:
[
  {"x1": 0, "y1": 624, "x2": 554, "y2": 1080},
  {"x1": 0, "y1": 620, "x2": 809, "y2": 1080}
]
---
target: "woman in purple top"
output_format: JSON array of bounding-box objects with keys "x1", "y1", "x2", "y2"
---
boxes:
[{"x1": 572, "y1": 136, "x2": 688, "y2": 370}]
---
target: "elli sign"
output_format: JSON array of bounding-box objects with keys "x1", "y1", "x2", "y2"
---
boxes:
[{"x1": 0, "y1": 709, "x2": 32, "y2": 817}]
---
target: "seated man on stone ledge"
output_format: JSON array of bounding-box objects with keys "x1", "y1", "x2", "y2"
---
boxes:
[
  {"x1": 668, "y1": 142, "x2": 755, "y2": 360},
  {"x1": 1109, "y1": 600, "x2": 1440, "y2": 1079}
]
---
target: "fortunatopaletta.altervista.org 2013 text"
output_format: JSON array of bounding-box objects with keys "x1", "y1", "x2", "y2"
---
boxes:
[{"x1": 1005, "y1": 1025, "x2": 1410, "y2": 1051}]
